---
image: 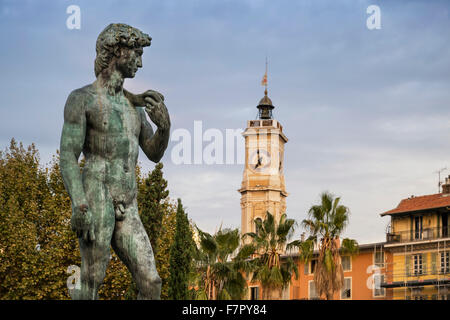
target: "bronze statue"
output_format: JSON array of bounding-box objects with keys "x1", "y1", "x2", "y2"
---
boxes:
[{"x1": 60, "y1": 23, "x2": 170, "y2": 300}]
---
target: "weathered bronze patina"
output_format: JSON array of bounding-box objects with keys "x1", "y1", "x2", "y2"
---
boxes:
[{"x1": 60, "y1": 23, "x2": 170, "y2": 300}]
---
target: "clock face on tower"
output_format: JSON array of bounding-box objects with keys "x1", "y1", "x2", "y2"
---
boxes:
[{"x1": 249, "y1": 149, "x2": 271, "y2": 173}]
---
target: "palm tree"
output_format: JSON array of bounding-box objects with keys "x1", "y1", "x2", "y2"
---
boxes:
[
  {"x1": 296, "y1": 192, "x2": 358, "y2": 300},
  {"x1": 243, "y1": 212, "x2": 299, "y2": 300},
  {"x1": 191, "y1": 227, "x2": 254, "y2": 300}
]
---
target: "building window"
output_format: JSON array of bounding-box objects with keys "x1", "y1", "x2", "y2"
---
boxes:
[
  {"x1": 414, "y1": 216, "x2": 423, "y2": 240},
  {"x1": 373, "y1": 274, "x2": 385, "y2": 297},
  {"x1": 308, "y1": 281, "x2": 319, "y2": 300},
  {"x1": 374, "y1": 251, "x2": 385, "y2": 267},
  {"x1": 441, "y1": 252, "x2": 450, "y2": 274},
  {"x1": 413, "y1": 254, "x2": 423, "y2": 275},
  {"x1": 342, "y1": 256, "x2": 351, "y2": 271},
  {"x1": 310, "y1": 260, "x2": 317, "y2": 274},
  {"x1": 341, "y1": 278, "x2": 352, "y2": 300},
  {"x1": 442, "y1": 213, "x2": 448, "y2": 237},
  {"x1": 305, "y1": 259, "x2": 317, "y2": 275},
  {"x1": 250, "y1": 287, "x2": 259, "y2": 300}
]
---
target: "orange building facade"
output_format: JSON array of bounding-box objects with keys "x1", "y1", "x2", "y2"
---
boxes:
[
  {"x1": 287, "y1": 243, "x2": 393, "y2": 300},
  {"x1": 246, "y1": 243, "x2": 393, "y2": 300}
]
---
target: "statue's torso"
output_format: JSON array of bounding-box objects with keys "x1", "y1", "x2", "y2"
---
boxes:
[{"x1": 81, "y1": 84, "x2": 141, "y2": 204}]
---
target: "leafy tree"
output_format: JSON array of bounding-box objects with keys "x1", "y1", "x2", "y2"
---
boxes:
[
  {"x1": 138, "y1": 162, "x2": 169, "y2": 255},
  {"x1": 0, "y1": 140, "x2": 79, "y2": 299},
  {"x1": 168, "y1": 199, "x2": 195, "y2": 300},
  {"x1": 297, "y1": 192, "x2": 359, "y2": 300},
  {"x1": 192, "y1": 227, "x2": 253, "y2": 300},
  {"x1": 244, "y1": 212, "x2": 299, "y2": 300},
  {"x1": 155, "y1": 201, "x2": 177, "y2": 300}
]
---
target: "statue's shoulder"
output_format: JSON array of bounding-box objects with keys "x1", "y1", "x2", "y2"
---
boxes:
[
  {"x1": 68, "y1": 84, "x2": 96, "y2": 100},
  {"x1": 65, "y1": 84, "x2": 96, "y2": 110}
]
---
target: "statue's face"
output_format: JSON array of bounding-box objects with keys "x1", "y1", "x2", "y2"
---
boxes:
[{"x1": 116, "y1": 46, "x2": 143, "y2": 78}]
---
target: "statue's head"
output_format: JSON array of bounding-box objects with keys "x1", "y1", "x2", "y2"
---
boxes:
[{"x1": 94, "y1": 23, "x2": 151, "y2": 79}]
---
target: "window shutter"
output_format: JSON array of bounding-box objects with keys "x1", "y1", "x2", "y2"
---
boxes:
[
  {"x1": 309, "y1": 281, "x2": 316, "y2": 299},
  {"x1": 342, "y1": 256, "x2": 350, "y2": 271},
  {"x1": 405, "y1": 255, "x2": 411, "y2": 277},
  {"x1": 431, "y1": 252, "x2": 437, "y2": 275},
  {"x1": 422, "y1": 253, "x2": 427, "y2": 275},
  {"x1": 304, "y1": 263, "x2": 309, "y2": 275},
  {"x1": 380, "y1": 274, "x2": 385, "y2": 296}
]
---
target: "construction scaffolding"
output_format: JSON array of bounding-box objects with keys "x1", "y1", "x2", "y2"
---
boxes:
[{"x1": 381, "y1": 239, "x2": 449, "y2": 300}]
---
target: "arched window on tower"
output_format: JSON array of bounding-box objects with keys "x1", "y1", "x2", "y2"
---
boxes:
[{"x1": 255, "y1": 217, "x2": 262, "y2": 236}]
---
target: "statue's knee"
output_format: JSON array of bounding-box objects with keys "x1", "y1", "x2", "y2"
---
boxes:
[
  {"x1": 145, "y1": 274, "x2": 161, "y2": 290},
  {"x1": 137, "y1": 274, "x2": 161, "y2": 300},
  {"x1": 152, "y1": 275, "x2": 162, "y2": 286},
  {"x1": 140, "y1": 273, "x2": 161, "y2": 289},
  {"x1": 152, "y1": 276, "x2": 162, "y2": 291}
]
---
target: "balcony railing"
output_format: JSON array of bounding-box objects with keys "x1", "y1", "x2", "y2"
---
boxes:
[
  {"x1": 381, "y1": 264, "x2": 450, "y2": 289},
  {"x1": 386, "y1": 226, "x2": 450, "y2": 243}
]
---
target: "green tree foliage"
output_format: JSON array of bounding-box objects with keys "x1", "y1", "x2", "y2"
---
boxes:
[
  {"x1": 0, "y1": 139, "x2": 178, "y2": 300},
  {"x1": 296, "y1": 192, "x2": 359, "y2": 300},
  {"x1": 155, "y1": 201, "x2": 177, "y2": 300},
  {"x1": 244, "y1": 212, "x2": 299, "y2": 300},
  {"x1": 192, "y1": 227, "x2": 254, "y2": 300},
  {"x1": 168, "y1": 199, "x2": 195, "y2": 300},
  {"x1": 0, "y1": 140, "x2": 79, "y2": 299},
  {"x1": 137, "y1": 162, "x2": 169, "y2": 254}
]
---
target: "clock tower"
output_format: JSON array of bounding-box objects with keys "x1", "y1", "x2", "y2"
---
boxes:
[{"x1": 239, "y1": 89, "x2": 288, "y2": 239}]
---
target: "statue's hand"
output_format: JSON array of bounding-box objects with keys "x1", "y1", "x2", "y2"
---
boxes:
[
  {"x1": 125, "y1": 89, "x2": 163, "y2": 108},
  {"x1": 71, "y1": 203, "x2": 95, "y2": 242},
  {"x1": 143, "y1": 90, "x2": 170, "y2": 131}
]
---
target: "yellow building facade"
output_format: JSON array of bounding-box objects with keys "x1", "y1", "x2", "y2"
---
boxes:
[{"x1": 380, "y1": 177, "x2": 450, "y2": 300}]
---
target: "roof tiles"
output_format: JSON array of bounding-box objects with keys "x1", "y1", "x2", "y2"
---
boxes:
[{"x1": 381, "y1": 193, "x2": 450, "y2": 216}]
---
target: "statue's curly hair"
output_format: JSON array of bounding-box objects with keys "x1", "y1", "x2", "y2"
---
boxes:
[{"x1": 94, "y1": 23, "x2": 151, "y2": 77}]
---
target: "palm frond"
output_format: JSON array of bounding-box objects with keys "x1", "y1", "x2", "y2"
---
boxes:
[
  {"x1": 301, "y1": 191, "x2": 355, "y2": 300},
  {"x1": 341, "y1": 238, "x2": 359, "y2": 255}
]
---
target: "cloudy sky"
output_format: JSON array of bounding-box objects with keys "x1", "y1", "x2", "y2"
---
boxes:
[{"x1": 1, "y1": 0, "x2": 449, "y2": 244}]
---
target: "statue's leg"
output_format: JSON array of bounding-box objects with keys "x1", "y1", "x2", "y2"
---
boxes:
[
  {"x1": 112, "y1": 198, "x2": 161, "y2": 300},
  {"x1": 77, "y1": 179, "x2": 115, "y2": 300}
]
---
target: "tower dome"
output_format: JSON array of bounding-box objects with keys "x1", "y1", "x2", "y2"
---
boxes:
[{"x1": 257, "y1": 89, "x2": 275, "y2": 119}]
